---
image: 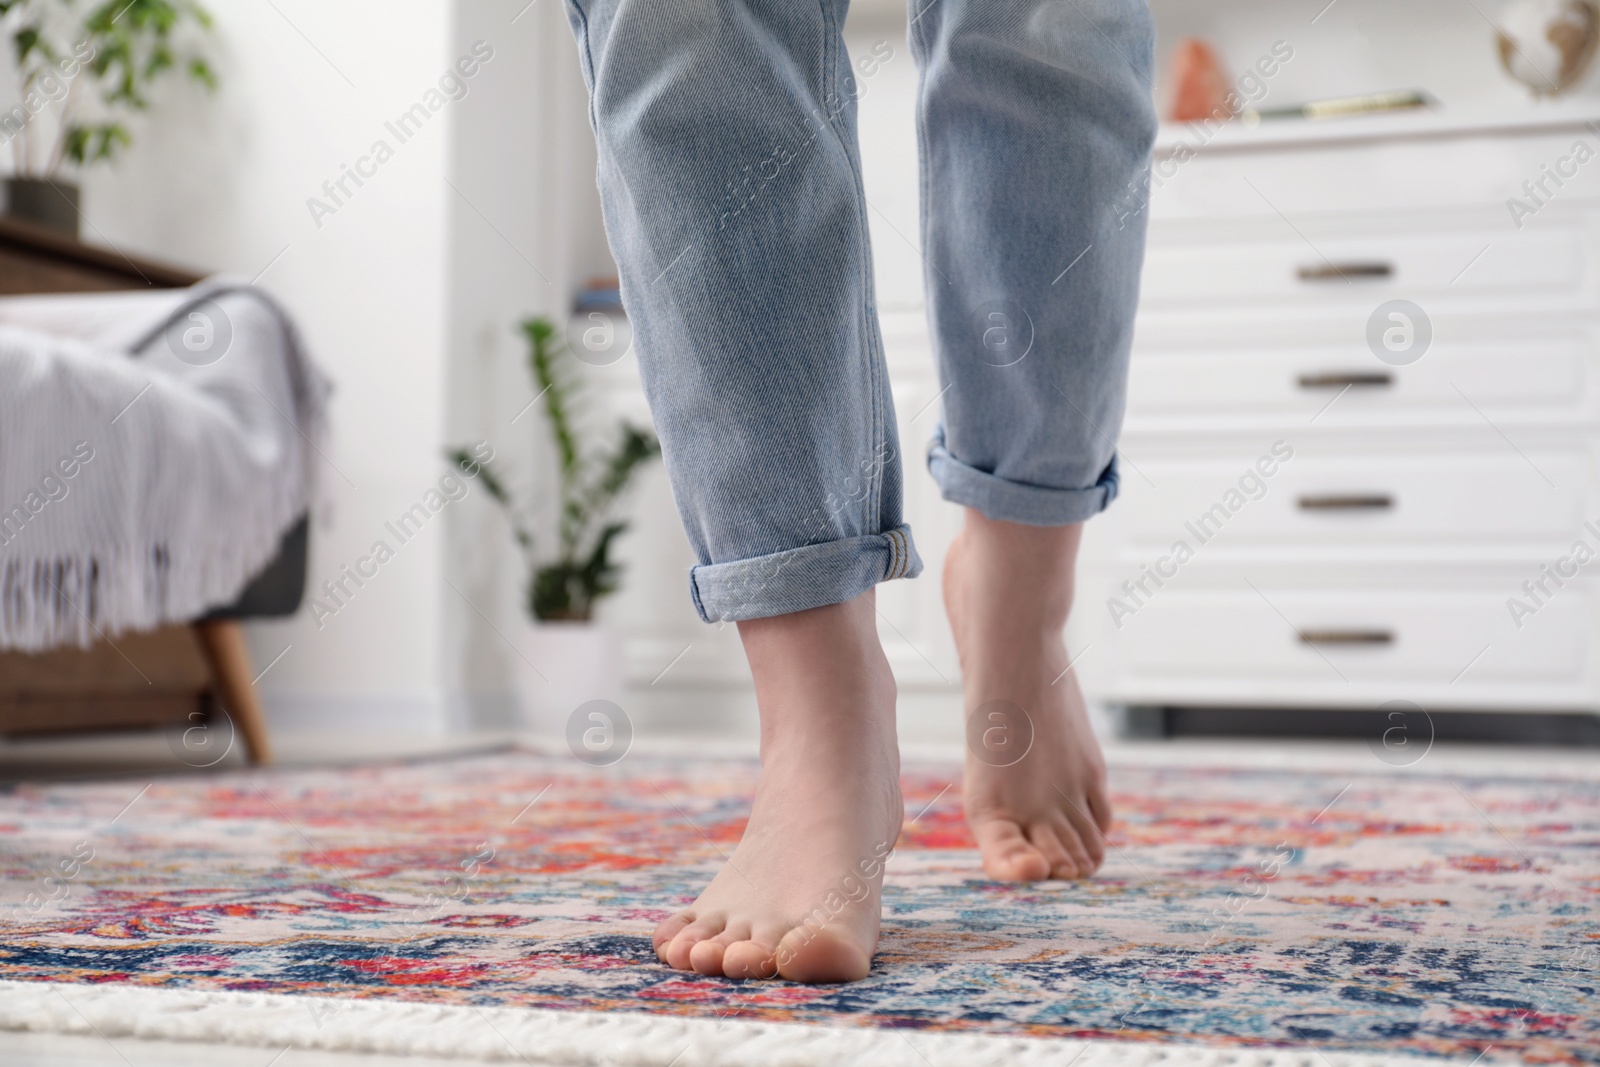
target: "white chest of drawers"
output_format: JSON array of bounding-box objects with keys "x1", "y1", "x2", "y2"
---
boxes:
[{"x1": 1075, "y1": 109, "x2": 1600, "y2": 716}]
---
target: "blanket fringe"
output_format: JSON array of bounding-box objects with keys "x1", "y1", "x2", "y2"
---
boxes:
[
  {"x1": 0, "y1": 508, "x2": 302, "y2": 651},
  {"x1": 0, "y1": 278, "x2": 329, "y2": 651}
]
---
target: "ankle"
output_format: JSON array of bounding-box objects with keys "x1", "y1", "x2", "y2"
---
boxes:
[
  {"x1": 737, "y1": 590, "x2": 899, "y2": 761},
  {"x1": 758, "y1": 699, "x2": 899, "y2": 757},
  {"x1": 955, "y1": 510, "x2": 1081, "y2": 626},
  {"x1": 739, "y1": 591, "x2": 883, "y2": 673}
]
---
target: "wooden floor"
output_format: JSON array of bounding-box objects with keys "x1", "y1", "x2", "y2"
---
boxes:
[{"x1": 0, "y1": 730, "x2": 510, "y2": 785}]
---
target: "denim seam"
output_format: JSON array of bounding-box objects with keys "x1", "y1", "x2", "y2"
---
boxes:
[
  {"x1": 567, "y1": 0, "x2": 599, "y2": 131},
  {"x1": 909, "y1": 0, "x2": 939, "y2": 448},
  {"x1": 688, "y1": 563, "x2": 708, "y2": 622},
  {"x1": 818, "y1": 0, "x2": 886, "y2": 544},
  {"x1": 887, "y1": 528, "x2": 908, "y2": 579}
]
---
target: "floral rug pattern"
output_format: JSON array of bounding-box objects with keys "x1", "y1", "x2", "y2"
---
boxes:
[{"x1": 0, "y1": 747, "x2": 1596, "y2": 1063}]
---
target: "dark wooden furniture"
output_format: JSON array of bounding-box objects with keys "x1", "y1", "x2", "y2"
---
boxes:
[
  {"x1": 0, "y1": 214, "x2": 201, "y2": 294},
  {"x1": 0, "y1": 215, "x2": 275, "y2": 764}
]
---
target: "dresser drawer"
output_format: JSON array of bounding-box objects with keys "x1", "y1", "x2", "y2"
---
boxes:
[
  {"x1": 1114, "y1": 445, "x2": 1594, "y2": 562},
  {"x1": 1126, "y1": 331, "x2": 1598, "y2": 431},
  {"x1": 1099, "y1": 582, "x2": 1593, "y2": 703},
  {"x1": 1138, "y1": 221, "x2": 1586, "y2": 312},
  {"x1": 1151, "y1": 127, "x2": 1600, "y2": 221}
]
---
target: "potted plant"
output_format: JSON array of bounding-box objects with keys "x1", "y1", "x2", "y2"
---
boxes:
[
  {"x1": 1, "y1": 0, "x2": 217, "y2": 235},
  {"x1": 448, "y1": 316, "x2": 659, "y2": 729}
]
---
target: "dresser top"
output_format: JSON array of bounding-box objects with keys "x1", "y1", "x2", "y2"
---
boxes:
[{"x1": 1157, "y1": 98, "x2": 1600, "y2": 158}]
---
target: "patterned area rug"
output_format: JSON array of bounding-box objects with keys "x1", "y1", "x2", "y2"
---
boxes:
[{"x1": 0, "y1": 747, "x2": 1595, "y2": 1065}]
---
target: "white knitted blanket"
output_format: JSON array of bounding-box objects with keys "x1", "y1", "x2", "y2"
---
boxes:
[{"x1": 0, "y1": 279, "x2": 331, "y2": 651}]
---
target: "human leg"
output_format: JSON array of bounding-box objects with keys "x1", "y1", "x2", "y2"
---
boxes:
[
  {"x1": 910, "y1": 0, "x2": 1157, "y2": 879},
  {"x1": 562, "y1": 0, "x2": 916, "y2": 979},
  {"x1": 567, "y1": 0, "x2": 920, "y2": 624}
]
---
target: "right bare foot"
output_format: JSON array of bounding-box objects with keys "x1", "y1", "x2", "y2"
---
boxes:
[
  {"x1": 943, "y1": 509, "x2": 1112, "y2": 883},
  {"x1": 652, "y1": 591, "x2": 902, "y2": 983}
]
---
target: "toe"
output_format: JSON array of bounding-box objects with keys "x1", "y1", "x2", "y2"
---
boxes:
[
  {"x1": 776, "y1": 925, "x2": 873, "y2": 984},
  {"x1": 722, "y1": 938, "x2": 780, "y2": 980},
  {"x1": 689, "y1": 938, "x2": 727, "y2": 976},
  {"x1": 1027, "y1": 822, "x2": 1080, "y2": 880},
  {"x1": 1044, "y1": 819, "x2": 1095, "y2": 879},
  {"x1": 1086, "y1": 778, "x2": 1114, "y2": 835},
  {"x1": 711, "y1": 920, "x2": 753, "y2": 949},
  {"x1": 1063, "y1": 802, "x2": 1106, "y2": 872},
  {"x1": 652, "y1": 911, "x2": 694, "y2": 962},
  {"x1": 665, "y1": 915, "x2": 725, "y2": 971},
  {"x1": 974, "y1": 816, "x2": 1051, "y2": 882}
]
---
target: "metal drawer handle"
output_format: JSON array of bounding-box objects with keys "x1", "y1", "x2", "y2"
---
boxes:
[
  {"x1": 1297, "y1": 494, "x2": 1394, "y2": 511},
  {"x1": 1297, "y1": 261, "x2": 1393, "y2": 281},
  {"x1": 1298, "y1": 629, "x2": 1394, "y2": 646},
  {"x1": 1297, "y1": 371, "x2": 1393, "y2": 389}
]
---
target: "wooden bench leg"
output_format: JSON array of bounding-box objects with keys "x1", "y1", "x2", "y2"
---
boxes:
[{"x1": 193, "y1": 619, "x2": 273, "y2": 766}]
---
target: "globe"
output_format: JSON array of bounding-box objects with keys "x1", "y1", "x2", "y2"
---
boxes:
[{"x1": 1497, "y1": 0, "x2": 1600, "y2": 96}]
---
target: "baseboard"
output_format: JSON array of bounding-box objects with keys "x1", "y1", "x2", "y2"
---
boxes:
[{"x1": 261, "y1": 692, "x2": 454, "y2": 736}]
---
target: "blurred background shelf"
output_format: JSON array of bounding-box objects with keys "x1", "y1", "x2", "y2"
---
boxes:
[{"x1": 1157, "y1": 98, "x2": 1600, "y2": 154}]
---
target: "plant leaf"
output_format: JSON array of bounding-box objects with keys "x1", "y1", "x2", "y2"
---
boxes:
[
  {"x1": 445, "y1": 445, "x2": 538, "y2": 558},
  {"x1": 580, "y1": 521, "x2": 628, "y2": 595},
  {"x1": 523, "y1": 316, "x2": 580, "y2": 483},
  {"x1": 60, "y1": 0, "x2": 218, "y2": 171},
  {"x1": 188, "y1": 56, "x2": 215, "y2": 90}
]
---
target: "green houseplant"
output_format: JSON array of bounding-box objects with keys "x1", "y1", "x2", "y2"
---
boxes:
[
  {"x1": 449, "y1": 316, "x2": 659, "y2": 624},
  {"x1": 0, "y1": 0, "x2": 217, "y2": 234}
]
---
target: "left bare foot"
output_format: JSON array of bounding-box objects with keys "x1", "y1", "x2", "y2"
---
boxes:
[
  {"x1": 651, "y1": 592, "x2": 902, "y2": 982},
  {"x1": 943, "y1": 509, "x2": 1111, "y2": 881}
]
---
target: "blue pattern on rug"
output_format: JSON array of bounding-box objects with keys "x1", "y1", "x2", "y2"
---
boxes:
[{"x1": 0, "y1": 749, "x2": 1595, "y2": 1063}]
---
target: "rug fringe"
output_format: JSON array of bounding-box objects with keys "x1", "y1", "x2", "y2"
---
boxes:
[{"x1": 0, "y1": 980, "x2": 1505, "y2": 1067}]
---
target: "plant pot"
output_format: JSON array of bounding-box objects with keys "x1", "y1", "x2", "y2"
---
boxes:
[
  {"x1": 511, "y1": 621, "x2": 623, "y2": 737},
  {"x1": 5, "y1": 177, "x2": 79, "y2": 236}
]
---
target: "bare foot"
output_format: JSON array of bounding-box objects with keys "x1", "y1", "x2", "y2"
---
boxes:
[
  {"x1": 943, "y1": 509, "x2": 1111, "y2": 881},
  {"x1": 653, "y1": 591, "x2": 902, "y2": 982}
]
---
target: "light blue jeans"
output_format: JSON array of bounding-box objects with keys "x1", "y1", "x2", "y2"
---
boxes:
[{"x1": 564, "y1": 0, "x2": 1156, "y2": 622}]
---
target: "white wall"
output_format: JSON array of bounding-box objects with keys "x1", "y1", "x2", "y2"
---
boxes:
[
  {"x1": 72, "y1": 0, "x2": 459, "y2": 734},
  {"x1": 444, "y1": 0, "x2": 610, "y2": 728}
]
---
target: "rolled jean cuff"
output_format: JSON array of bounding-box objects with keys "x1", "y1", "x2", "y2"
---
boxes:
[
  {"x1": 928, "y1": 439, "x2": 1120, "y2": 527},
  {"x1": 689, "y1": 524, "x2": 922, "y2": 623}
]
